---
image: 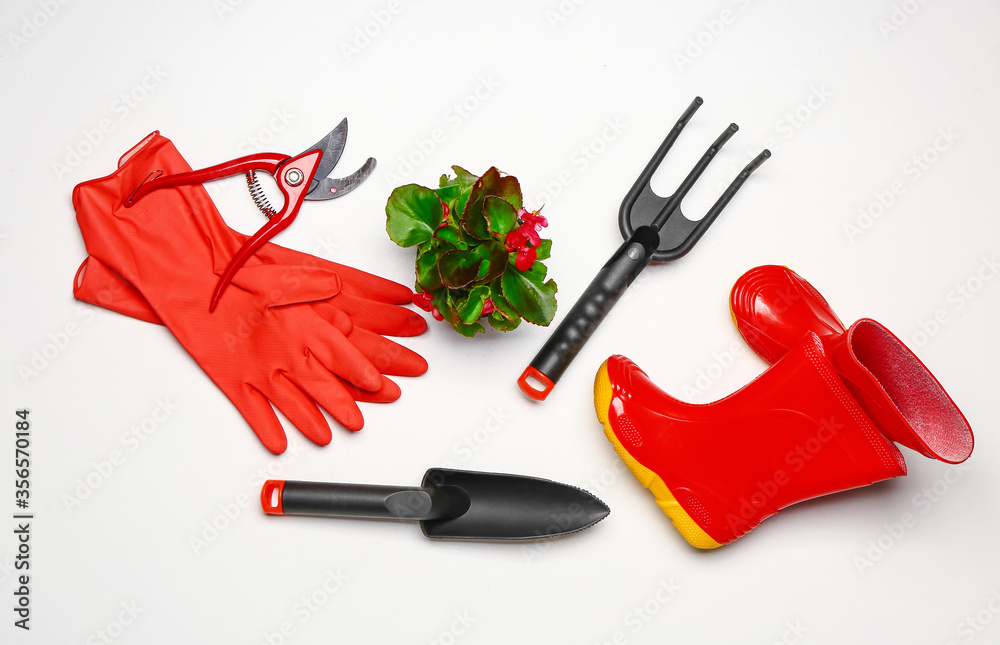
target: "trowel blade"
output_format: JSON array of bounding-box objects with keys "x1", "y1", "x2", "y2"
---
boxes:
[{"x1": 419, "y1": 468, "x2": 610, "y2": 540}]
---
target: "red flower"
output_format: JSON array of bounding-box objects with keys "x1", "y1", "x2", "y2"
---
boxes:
[
  {"x1": 412, "y1": 291, "x2": 433, "y2": 311},
  {"x1": 505, "y1": 227, "x2": 528, "y2": 252},
  {"x1": 412, "y1": 290, "x2": 444, "y2": 320},
  {"x1": 481, "y1": 298, "x2": 495, "y2": 316},
  {"x1": 518, "y1": 207, "x2": 548, "y2": 231},
  {"x1": 515, "y1": 245, "x2": 537, "y2": 271},
  {"x1": 505, "y1": 207, "x2": 547, "y2": 271}
]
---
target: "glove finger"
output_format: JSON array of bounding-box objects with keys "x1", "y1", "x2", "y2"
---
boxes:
[
  {"x1": 295, "y1": 356, "x2": 366, "y2": 431},
  {"x1": 74, "y1": 257, "x2": 164, "y2": 325},
  {"x1": 328, "y1": 292, "x2": 427, "y2": 337},
  {"x1": 309, "y1": 299, "x2": 354, "y2": 337},
  {"x1": 337, "y1": 375, "x2": 401, "y2": 404},
  {"x1": 328, "y1": 261, "x2": 415, "y2": 304},
  {"x1": 265, "y1": 371, "x2": 333, "y2": 447},
  {"x1": 227, "y1": 383, "x2": 289, "y2": 455},
  {"x1": 347, "y1": 327, "x2": 428, "y2": 377},
  {"x1": 251, "y1": 243, "x2": 414, "y2": 305},
  {"x1": 303, "y1": 317, "x2": 384, "y2": 392},
  {"x1": 229, "y1": 265, "x2": 342, "y2": 306}
]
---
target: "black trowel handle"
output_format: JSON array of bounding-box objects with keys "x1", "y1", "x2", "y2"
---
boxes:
[
  {"x1": 261, "y1": 480, "x2": 469, "y2": 521},
  {"x1": 518, "y1": 226, "x2": 659, "y2": 401}
]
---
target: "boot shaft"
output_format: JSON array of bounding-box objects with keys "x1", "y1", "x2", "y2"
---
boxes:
[{"x1": 730, "y1": 265, "x2": 973, "y2": 464}]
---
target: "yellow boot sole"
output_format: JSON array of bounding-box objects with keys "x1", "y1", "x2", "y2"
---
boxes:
[{"x1": 594, "y1": 360, "x2": 722, "y2": 549}]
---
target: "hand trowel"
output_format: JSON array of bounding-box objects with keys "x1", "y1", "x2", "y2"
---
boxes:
[{"x1": 261, "y1": 468, "x2": 610, "y2": 540}]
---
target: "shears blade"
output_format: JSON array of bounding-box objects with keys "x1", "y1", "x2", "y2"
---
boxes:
[
  {"x1": 305, "y1": 157, "x2": 377, "y2": 200},
  {"x1": 302, "y1": 118, "x2": 348, "y2": 197}
]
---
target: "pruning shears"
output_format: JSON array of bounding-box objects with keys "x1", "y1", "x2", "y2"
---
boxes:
[{"x1": 124, "y1": 119, "x2": 376, "y2": 311}]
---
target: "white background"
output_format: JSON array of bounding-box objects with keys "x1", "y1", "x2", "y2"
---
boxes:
[{"x1": 3, "y1": 1, "x2": 1000, "y2": 643}]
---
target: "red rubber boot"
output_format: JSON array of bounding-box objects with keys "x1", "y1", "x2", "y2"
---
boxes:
[
  {"x1": 594, "y1": 334, "x2": 906, "y2": 548},
  {"x1": 730, "y1": 265, "x2": 973, "y2": 464}
]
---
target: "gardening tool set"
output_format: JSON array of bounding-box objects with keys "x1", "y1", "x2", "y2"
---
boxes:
[{"x1": 70, "y1": 97, "x2": 973, "y2": 546}]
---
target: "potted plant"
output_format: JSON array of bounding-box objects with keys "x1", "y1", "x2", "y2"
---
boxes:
[{"x1": 386, "y1": 166, "x2": 557, "y2": 336}]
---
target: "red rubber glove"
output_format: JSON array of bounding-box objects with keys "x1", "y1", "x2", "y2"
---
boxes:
[
  {"x1": 73, "y1": 132, "x2": 427, "y2": 453},
  {"x1": 73, "y1": 254, "x2": 422, "y2": 404}
]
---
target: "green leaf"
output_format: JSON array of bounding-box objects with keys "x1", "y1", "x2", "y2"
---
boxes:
[
  {"x1": 415, "y1": 248, "x2": 442, "y2": 292},
  {"x1": 431, "y1": 289, "x2": 485, "y2": 336},
  {"x1": 534, "y1": 238, "x2": 552, "y2": 261},
  {"x1": 456, "y1": 285, "x2": 491, "y2": 324},
  {"x1": 434, "y1": 184, "x2": 463, "y2": 203},
  {"x1": 474, "y1": 239, "x2": 509, "y2": 284},
  {"x1": 460, "y1": 167, "x2": 524, "y2": 240},
  {"x1": 485, "y1": 288, "x2": 521, "y2": 331},
  {"x1": 434, "y1": 225, "x2": 466, "y2": 250},
  {"x1": 501, "y1": 264, "x2": 558, "y2": 326},
  {"x1": 461, "y1": 194, "x2": 490, "y2": 241},
  {"x1": 488, "y1": 311, "x2": 521, "y2": 331},
  {"x1": 483, "y1": 196, "x2": 517, "y2": 236},
  {"x1": 489, "y1": 288, "x2": 518, "y2": 320},
  {"x1": 453, "y1": 319, "x2": 486, "y2": 336},
  {"x1": 455, "y1": 188, "x2": 471, "y2": 224},
  {"x1": 438, "y1": 249, "x2": 483, "y2": 289},
  {"x1": 452, "y1": 165, "x2": 479, "y2": 191},
  {"x1": 385, "y1": 185, "x2": 444, "y2": 247},
  {"x1": 483, "y1": 167, "x2": 523, "y2": 211}
]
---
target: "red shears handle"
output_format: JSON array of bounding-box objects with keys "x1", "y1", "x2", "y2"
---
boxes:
[
  {"x1": 209, "y1": 149, "x2": 322, "y2": 311},
  {"x1": 124, "y1": 149, "x2": 324, "y2": 312},
  {"x1": 124, "y1": 152, "x2": 288, "y2": 205}
]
